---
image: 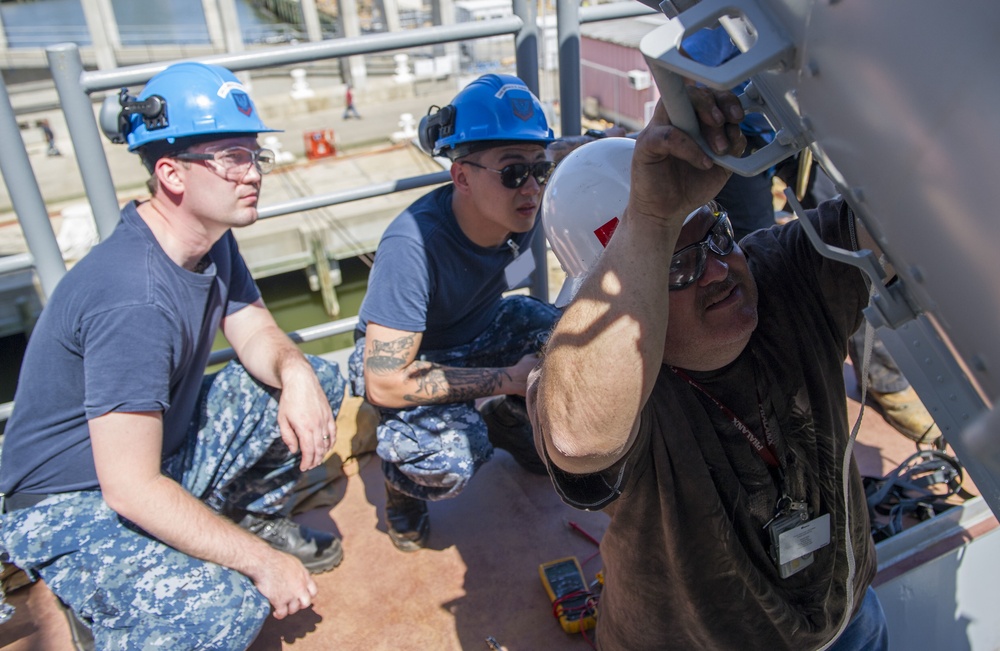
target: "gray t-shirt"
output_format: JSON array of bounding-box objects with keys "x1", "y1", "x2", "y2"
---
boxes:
[
  {"x1": 0, "y1": 201, "x2": 259, "y2": 495},
  {"x1": 544, "y1": 199, "x2": 877, "y2": 650}
]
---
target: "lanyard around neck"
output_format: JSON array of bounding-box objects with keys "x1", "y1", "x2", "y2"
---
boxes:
[{"x1": 671, "y1": 366, "x2": 781, "y2": 469}]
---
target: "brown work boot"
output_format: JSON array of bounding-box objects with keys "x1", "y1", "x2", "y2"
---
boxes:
[
  {"x1": 869, "y1": 386, "x2": 943, "y2": 446},
  {"x1": 384, "y1": 481, "x2": 429, "y2": 552}
]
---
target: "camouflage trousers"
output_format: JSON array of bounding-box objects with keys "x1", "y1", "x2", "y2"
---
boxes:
[
  {"x1": 0, "y1": 356, "x2": 345, "y2": 650},
  {"x1": 349, "y1": 295, "x2": 559, "y2": 501}
]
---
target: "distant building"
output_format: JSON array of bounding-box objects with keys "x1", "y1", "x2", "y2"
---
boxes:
[
  {"x1": 580, "y1": 14, "x2": 667, "y2": 131},
  {"x1": 454, "y1": 0, "x2": 517, "y2": 71}
]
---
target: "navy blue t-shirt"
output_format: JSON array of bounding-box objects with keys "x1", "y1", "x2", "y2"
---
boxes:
[
  {"x1": 357, "y1": 184, "x2": 537, "y2": 351},
  {"x1": 0, "y1": 201, "x2": 260, "y2": 495}
]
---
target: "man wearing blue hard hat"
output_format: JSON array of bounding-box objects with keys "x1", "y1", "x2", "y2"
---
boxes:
[
  {"x1": 348, "y1": 74, "x2": 560, "y2": 551},
  {"x1": 0, "y1": 62, "x2": 346, "y2": 648}
]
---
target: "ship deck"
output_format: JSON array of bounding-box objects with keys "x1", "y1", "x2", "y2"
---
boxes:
[{"x1": 0, "y1": 351, "x2": 988, "y2": 651}]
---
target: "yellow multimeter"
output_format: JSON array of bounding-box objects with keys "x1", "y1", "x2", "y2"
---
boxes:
[{"x1": 538, "y1": 556, "x2": 598, "y2": 634}]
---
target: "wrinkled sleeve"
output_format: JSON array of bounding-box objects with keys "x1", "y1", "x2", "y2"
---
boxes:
[
  {"x1": 360, "y1": 234, "x2": 432, "y2": 332},
  {"x1": 81, "y1": 304, "x2": 177, "y2": 419},
  {"x1": 542, "y1": 403, "x2": 654, "y2": 512}
]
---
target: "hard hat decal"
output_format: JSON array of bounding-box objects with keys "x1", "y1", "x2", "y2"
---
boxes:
[
  {"x1": 594, "y1": 217, "x2": 620, "y2": 247},
  {"x1": 511, "y1": 98, "x2": 535, "y2": 121},
  {"x1": 217, "y1": 80, "x2": 248, "y2": 99},
  {"x1": 232, "y1": 92, "x2": 254, "y2": 117},
  {"x1": 494, "y1": 82, "x2": 530, "y2": 99}
]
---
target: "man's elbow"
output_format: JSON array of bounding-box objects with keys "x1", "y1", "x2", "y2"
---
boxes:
[
  {"x1": 100, "y1": 481, "x2": 145, "y2": 521},
  {"x1": 534, "y1": 406, "x2": 632, "y2": 475},
  {"x1": 363, "y1": 374, "x2": 407, "y2": 409}
]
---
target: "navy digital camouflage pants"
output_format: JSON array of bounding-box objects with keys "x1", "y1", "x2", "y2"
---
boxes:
[
  {"x1": 0, "y1": 356, "x2": 345, "y2": 650},
  {"x1": 349, "y1": 295, "x2": 559, "y2": 501}
]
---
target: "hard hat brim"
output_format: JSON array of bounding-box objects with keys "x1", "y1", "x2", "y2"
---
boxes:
[{"x1": 554, "y1": 275, "x2": 586, "y2": 309}]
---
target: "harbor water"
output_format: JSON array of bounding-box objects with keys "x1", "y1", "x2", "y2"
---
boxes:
[{"x1": 209, "y1": 255, "x2": 370, "y2": 366}]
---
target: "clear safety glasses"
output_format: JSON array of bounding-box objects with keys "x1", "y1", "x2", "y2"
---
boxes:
[
  {"x1": 460, "y1": 159, "x2": 557, "y2": 189},
  {"x1": 174, "y1": 146, "x2": 275, "y2": 180},
  {"x1": 668, "y1": 207, "x2": 736, "y2": 291}
]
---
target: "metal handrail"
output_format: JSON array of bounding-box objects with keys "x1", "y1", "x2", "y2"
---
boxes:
[
  {"x1": 259, "y1": 171, "x2": 451, "y2": 220},
  {"x1": 0, "y1": 0, "x2": 658, "y2": 426},
  {"x1": 207, "y1": 316, "x2": 359, "y2": 366},
  {"x1": 0, "y1": 7, "x2": 538, "y2": 427}
]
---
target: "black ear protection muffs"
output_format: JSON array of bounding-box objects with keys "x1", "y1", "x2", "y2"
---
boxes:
[{"x1": 417, "y1": 104, "x2": 456, "y2": 156}]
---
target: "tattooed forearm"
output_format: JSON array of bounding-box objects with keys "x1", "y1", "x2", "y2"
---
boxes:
[
  {"x1": 365, "y1": 334, "x2": 512, "y2": 405},
  {"x1": 403, "y1": 365, "x2": 512, "y2": 405},
  {"x1": 366, "y1": 334, "x2": 417, "y2": 375}
]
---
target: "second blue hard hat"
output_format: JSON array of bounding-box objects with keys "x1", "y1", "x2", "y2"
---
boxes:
[{"x1": 423, "y1": 74, "x2": 554, "y2": 158}]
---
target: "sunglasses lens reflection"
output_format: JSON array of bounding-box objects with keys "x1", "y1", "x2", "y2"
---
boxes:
[{"x1": 499, "y1": 162, "x2": 556, "y2": 189}]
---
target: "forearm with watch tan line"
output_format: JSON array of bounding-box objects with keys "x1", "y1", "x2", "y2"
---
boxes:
[{"x1": 530, "y1": 213, "x2": 678, "y2": 475}]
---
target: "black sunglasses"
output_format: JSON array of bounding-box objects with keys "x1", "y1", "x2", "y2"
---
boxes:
[{"x1": 460, "y1": 159, "x2": 557, "y2": 189}]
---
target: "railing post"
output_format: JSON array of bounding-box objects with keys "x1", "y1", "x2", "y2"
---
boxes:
[
  {"x1": 512, "y1": 0, "x2": 539, "y2": 94},
  {"x1": 47, "y1": 43, "x2": 122, "y2": 241},
  {"x1": 512, "y1": 0, "x2": 548, "y2": 302},
  {"x1": 557, "y1": 0, "x2": 582, "y2": 139},
  {"x1": 0, "y1": 70, "x2": 66, "y2": 298}
]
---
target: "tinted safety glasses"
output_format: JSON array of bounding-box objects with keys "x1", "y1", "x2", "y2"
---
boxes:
[
  {"x1": 669, "y1": 208, "x2": 736, "y2": 291},
  {"x1": 460, "y1": 159, "x2": 557, "y2": 189}
]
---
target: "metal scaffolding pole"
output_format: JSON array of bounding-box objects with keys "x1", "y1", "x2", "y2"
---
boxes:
[
  {"x1": 556, "y1": 0, "x2": 581, "y2": 138},
  {"x1": 46, "y1": 44, "x2": 121, "y2": 241},
  {"x1": 0, "y1": 71, "x2": 66, "y2": 297}
]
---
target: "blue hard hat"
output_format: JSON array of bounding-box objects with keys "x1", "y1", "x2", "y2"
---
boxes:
[
  {"x1": 427, "y1": 74, "x2": 553, "y2": 157},
  {"x1": 122, "y1": 62, "x2": 280, "y2": 151}
]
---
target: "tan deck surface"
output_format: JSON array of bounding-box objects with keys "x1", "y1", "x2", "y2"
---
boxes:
[{"x1": 0, "y1": 359, "x2": 978, "y2": 651}]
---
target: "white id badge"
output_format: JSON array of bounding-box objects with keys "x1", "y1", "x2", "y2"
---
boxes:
[
  {"x1": 505, "y1": 250, "x2": 536, "y2": 290},
  {"x1": 777, "y1": 513, "x2": 831, "y2": 564}
]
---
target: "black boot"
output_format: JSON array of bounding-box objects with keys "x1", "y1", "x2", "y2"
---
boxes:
[
  {"x1": 384, "y1": 481, "x2": 429, "y2": 552},
  {"x1": 479, "y1": 395, "x2": 547, "y2": 475},
  {"x1": 237, "y1": 513, "x2": 343, "y2": 573}
]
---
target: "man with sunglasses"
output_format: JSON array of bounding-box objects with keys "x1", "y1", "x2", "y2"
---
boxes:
[
  {"x1": 348, "y1": 74, "x2": 561, "y2": 551},
  {"x1": 0, "y1": 63, "x2": 347, "y2": 648},
  {"x1": 529, "y1": 95, "x2": 888, "y2": 649}
]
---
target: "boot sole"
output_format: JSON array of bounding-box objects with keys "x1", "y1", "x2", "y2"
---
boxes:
[
  {"x1": 387, "y1": 529, "x2": 428, "y2": 553},
  {"x1": 302, "y1": 537, "x2": 344, "y2": 574}
]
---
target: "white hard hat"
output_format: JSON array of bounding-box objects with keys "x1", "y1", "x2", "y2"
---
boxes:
[
  {"x1": 543, "y1": 137, "x2": 714, "y2": 307},
  {"x1": 542, "y1": 137, "x2": 635, "y2": 307}
]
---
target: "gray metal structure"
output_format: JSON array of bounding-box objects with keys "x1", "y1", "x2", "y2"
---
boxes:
[
  {"x1": 637, "y1": 4, "x2": 1000, "y2": 645},
  {"x1": 639, "y1": 0, "x2": 1000, "y2": 517}
]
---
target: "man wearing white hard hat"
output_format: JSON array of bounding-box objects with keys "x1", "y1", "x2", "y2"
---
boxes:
[{"x1": 530, "y1": 95, "x2": 888, "y2": 650}]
